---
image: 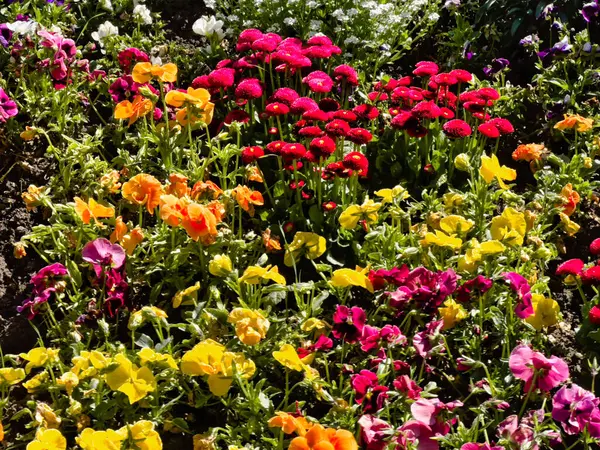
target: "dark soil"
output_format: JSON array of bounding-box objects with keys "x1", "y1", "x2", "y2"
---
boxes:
[{"x1": 0, "y1": 144, "x2": 55, "y2": 354}]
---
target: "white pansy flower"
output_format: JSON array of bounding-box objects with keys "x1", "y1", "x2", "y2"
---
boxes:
[
  {"x1": 192, "y1": 15, "x2": 225, "y2": 40},
  {"x1": 90, "y1": 21, "x2": 118, "y2": 46},
  {"x1": 205, "y1": 0, "x2": 216, "y2": 8},
  {"x1": 133, "y1": 4, "x2": 153, "y2": 25},
  {"x1": 428, "y1": 12, "x2": 440, "y2": 21},
  {"x1": 7, "y1": 20, "x2": 38, "y2": 36}
]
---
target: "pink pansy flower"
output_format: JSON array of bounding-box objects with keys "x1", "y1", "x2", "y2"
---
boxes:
[
  {"x1": 552, "y1": 384, "x2": 599, "y2": 435},
  {"x1": 509, "y1": 344, "x2": 569, "y2": 392},
  {"x1": 351, "y1": 370, "x2": 388, "y2": 413},
  {"x1": 461, "y1": 444, "x2": 504, "y2": 450},
  {"x1": 393, "y1": 375, "x2": 422, "y2": 400},
  {"x1": 413, "y1": 319, "x2": 444, "y2": 359},
  {"x1": 397, "y1": 420, "x2": 437, "y2": 450},
  {"x1": 82, "y1": 238, "x2": 126, "y2": 278},
  {"x1": 496, "y1": 414, "x2": 537, "y2": 449},
  {"x1": 332, "y1": 305, "x2": 366, "y2": 343},
  {"x1": 503, "y1": 272, "x2": 534, "y2": 319},
  {"x1": 358, "y1": 415, "x2": 393, "y2": 450}
]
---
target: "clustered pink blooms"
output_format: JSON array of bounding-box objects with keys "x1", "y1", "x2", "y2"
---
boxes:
[
  {"x1": 552, "y1": 384, "x2": 600, "y2": 438},
  {"x1": 503, "y1": 272, "x2": 534, "y2": 319},
  {"x1": 81, "y1": 238, "x2": 128, "y2": 317},
  {"x1": 17, "y1": 263, "x2": 69, "y2": 319},
  {"x1": 509, "y1": 344, "x2": 569, "y2": 392}
]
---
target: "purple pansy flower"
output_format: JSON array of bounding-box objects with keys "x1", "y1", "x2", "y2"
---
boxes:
[
  {"x1": 583, "y1": 1, "x2": 600, "y2": 23},
  {"x1": 483, "y1": 58, "x2": 510, "y2": 77},
  {"x1": 0, "y1": 24, "x2": 12, "y2": 47},
  {"x1": 82, "y1": 238, "x2": 126, "y2": 277},
  {"x1": 17, "y1": 263, "x2": 69, "y2": 319},
  {"x1": 552, "y1": 384, "x2": 599, "y2": 435}
]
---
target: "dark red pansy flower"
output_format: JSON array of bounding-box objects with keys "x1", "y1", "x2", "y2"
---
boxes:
[
  {"x1": 351, "y1": 370, "x2": 389, "y2": 413},
  {"x1": 443, "y1": 119, "x2": 471, "y2": 138},
  {"x1": 332, "y1": 305, "x2": 366, "y2": 343},
  {"x1": 455, "y1": 275, "x2": 493, "y2": 303},
  {"x1": 240, "y1": 146, "x2": 264, "y2": 164},
  {"x1": 556, "y1": 259, "x2": 584, "y2": 276},
  {"x1": 407, "y1": 125, "x2": 429, "y2": 138},
  {"x1": 224, "y1": 109, "x2": 250, "y2": 124},
  {"x1": 478, "y1": 122, "x2": 500, "y2": 138}
]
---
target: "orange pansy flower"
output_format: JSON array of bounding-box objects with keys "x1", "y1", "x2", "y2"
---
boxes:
[
  {"x1": 110, "y1": 216, "x2": 128, "y2": 243},
  {"x1": 247, "y1": 166, "x2": 264, "y2": 183},
  {"x1": 554, "y1": 114, "x2": 593, "y2": 132},
  {"x1": 268, "y1": 412, "x2": 313, "y2": 436},
  {"x1": 159, "y1": 194, "x2": 188, "y2": 226},
  {"x1": 74, "y1": 197, "x2": 115, "y2": 227},
  {"x1": 175, "y1": 104, "x2": 215, "y2": 127},
  {"x1": 262, "y1": 229, "x2": 282, "y2": 253},
  {"x1": 165, "y1": 173, "x2": 189, "y2": 198},
  {"x1": 231, "y1": 185, "x2": 264, "y2": 217},
  {"x1": 181, "y1": 203, "x2": 218, "y2": 244},
  {"x1": 165, "y1": 88, "x2": 211, "y2": 108},
  {"x1": 512, "y1": 143, "x2": 545, "y2": 162},
  {"x1": 121, "y1": 227, "x2": 144, "y2": 255},
  {"x1": 132, "y1": 62, "x2": 178, "y2": 84},
  {"x1": 100, "y1": 170, "x2": 122, "y2": 193},
  {"x1": 289, "y1": 424, "x2": 357, "y2": 450},
  {"x1": 114, "y1": 95, "x2": 153, "y2": 126},
  {"x1": 122, "y1": 174, "x2": 164, "y2": 215},
  {"x1": 558, "y1": 183, "x2": 580, "y2": 216},
  {"x1": 206, "y1": 200, "x2": 226, "y2": 223},
  {"x1": 191, "y1": 180, "x2": 223, "y2": 201}
]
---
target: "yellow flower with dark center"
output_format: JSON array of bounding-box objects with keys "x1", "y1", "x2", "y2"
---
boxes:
[
  {"x1": 491, "y1": 207, "x2": 526, "y2": 246},
  {"x1": 525, "y1": 294, "x2": 560, "y2": 330},
  {"x1": 172, "y1": 282, "x2": 201, "y2": 308},
  {"x1": 480, "y1": 154, "x2": 517, "y2": 189},
  {"x1": 26, "y1": 428, "x2": 66, "y2": 450},
  {"x1": 330, "y1": 267, "x2": 374, "y2": 293},
  {"x1": 227, "y1": 308, "x2": 270, "y2": 346},
  {"x1": 439, "y1": 299, "x2": 468, "y2": 330},
  {"x1": 420, "y1": 230, "x2": 463, "y2": 250},
  {"x1": 273, "y1": 344, "x2": 304, "y2": 371},
  {"x1": 239, "y1": 265, "x2": 286, "y2": 285},
  {"x1": 0, "y1": 367, "x2": 26, "y2": 386},
  {"x1": 284, "y1": 232, "x2": 327, "y2": 267},
  {"x1": 20, "y1": 348, "x2": 59, "y2": 374},
  {"x1": 339, "y1": 199, "x2": 382, "y2": 229},
  {"x1": 105, "y1": 354, "x2": 156, "y2": 404}
]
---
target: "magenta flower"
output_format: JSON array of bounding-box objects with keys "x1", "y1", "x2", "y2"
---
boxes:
[
  {"x1": 351, "y1": 370, "x2": 388, "y2": 413},
  {"x1": 104, "y1": 268, "x2": 129, "y2": 317},
  {"x1": 397, "y1": 420, "x2": 437, "y2": 450},
  {"x1": 332, "y1": 305, "x2": 366, "y2": 343},
  {"x1": 0, "y1": 88, "x2": 18, "y2": 122},
  {"x1": 358, "y1": 415, "x2": 393, "y2": 450},
  {"x1": 82, "y1": 238, "x2": 126, "y2": 278},
  {"x1": 552, "y1": 384, "x2": 599, "y2": 435},
  {"x1": 503, "y1": 272, "x2": 534, "y2": 319},
  {"x1": 413, "y1": 319, "x2": 444, "y2": 359},
  {"x1": 17, "y1": 263, "x2": 69, "y2": 319},
  {"x1": 455, "y1": 275, "x2": 493, "y2": 303},
  {"x1": 118, "y1": 47, "x2": 149, "y2": 73},
  {"x1": 368, "y1": 265, "x2": 410, "y2": 291},
  {"x1": 461, "y1": 444, "x2": 504, "y2": 450},
  {"x1": 399, "y1": 267, "x2": 458, "y2": 312},
  {"x1": 496, "y1": 415, "x2": 536, "y2": 449},
  {"x1": 509, "y1": 344, "x2": 569, "y2": 392},
  {"x1": 393, "y1": 375, "x2": 422, "y2": 400}
]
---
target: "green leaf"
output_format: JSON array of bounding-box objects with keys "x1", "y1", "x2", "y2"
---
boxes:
[{"x1": 135, "y1": 333, "x2": 154, "y2": 348}]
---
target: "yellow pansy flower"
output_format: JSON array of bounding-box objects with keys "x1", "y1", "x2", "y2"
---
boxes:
[
  {"x1": 301, "y1": 318, "x2": 329, "y2": 336},
  {"x1": 0, "y1": 367, "x2": 26, "y2": 386},
  {"x1": 128, "y1": 306, "x2": 168, "y2": 330},
  {"x1": 439, "y1": 215, "x2": 474, "y2": 234},
  {"x1": 57, "y1": 371, "x2": 79, "y2": 396},
  {"x1": 35, "y1": 403, "x2": 61, "y2": 429},
  {"x1": 526, "y1": 294, "x2": 560, "y2": 330},
  {"x1": 172, "y1": 282, "x2": 201, "y2": 308},
  {"x1": 27, "y1": 428, "x2": 66, "y2": 450},
  {"x1": 480, "y1": 154, "x2": 517, "y2": 189},
  {"x1": 239, "y1": 265, "x2": 286, "y2": 285},
  {"x1": 137, "y1": 348, "x2": 178, "y2": 370},
  {"x1": 375, "y1": 185, "x2": 409, "y2": 203},
  {"x1": 559, "y1": 212, "x2": 580, "y2": 236},
  {"x1": 117, "y1": 420, "x2": 162, "y2": 450},
  {"x1": 338, "y1": 199, "x2": 382, "y2": 230},
  {"x1": 330, "y1": 267, "x2": 374, "y2": 293},
  {"x1": 105, "y1": 354, "x2": 156, "y2": 404},
  {"x1": 23, "y1": 371, "x2": 49, "y2": 393},
  {"x1": 273, "y1": 344, "x2": 304, "y2": 371},
  {"x1": 71, "y1": 351, "x2": 110, "y2": 379},
  {"x1": 76, "y1": 428, "x2": 125, "y2": 450},
  {"x1": 439, "y1": 299, "x2": 468, "y2": 330},
  {"x1": 491, "y1": 207, "x2": 527, "y2": 246},
  {"x1": 443, "y1": 193, "x2": 464, "y2": 213},
  {"x1": 420, "y1": 230, "x2": 463, "y2": 250},
  {"x1": 209, "y1": 255, "x2": 233, "y2": 277},
  {"x1": 227, "y1": 308, "x2": 270, "y2": 346},
  {"x1": 20, "y1": 348, "x2": 59, "y2": 374},
  {"x1": 284, "y1": 232, "x2": 327, "y2": 267},
  {"x1": 458, "y1": 239, "x2": 506, "y2": 272}
]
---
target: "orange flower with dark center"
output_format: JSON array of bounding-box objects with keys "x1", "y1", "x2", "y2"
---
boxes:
[
  {"x1": 558, "y1": 183, "x2": 580, "y2": 216},
  {"x1": 132, "y1": 62, "x2": 178, "y2": 83},
  {"x1": 122, "y1": 174, "x2": 164, "y2": 214},
  {"x1": 512, "y1": 143, "x2": 545, "y2": 162},
  {"x1": 74, "y1": 197, "x2": 115, "y2": 227},
  {"x1": 289, "y1": 424, "x2": 357, "y2": 450},
  {"x1": 114, "y1": 95, "x2": 153, "y2": 126},
  {"x1": 231, "y1": 185, "x2": 264, "y2": 217},
  {"x1": 181, "y1": 203, "x2": 218, "y2": 244},
  {"x1": 159, "y1": 194, "x2": 188, "y2": 226},
  {"x1": 191, "y1": 180, "x2": 223, "y2": 200},
  {"x1": 165, "y1": 173, "x2": 189, "y2": 198},
  {"x1": 262, "y1": 229, "x2": 282, "y2": 253}
]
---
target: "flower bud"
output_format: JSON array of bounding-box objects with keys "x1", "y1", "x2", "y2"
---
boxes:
[
  {"x1": 584, "y1": 157, "x2": 593, "y2": 169},
  {"x1": 13, "y1": 242, "x2": 27, "y2": 259},
  {"x1": 454, "y1": 153, "x2": 471, "y2": 171},
  {"x1": 209, "y1": 254, "x2": 233, "y2": 277}
]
